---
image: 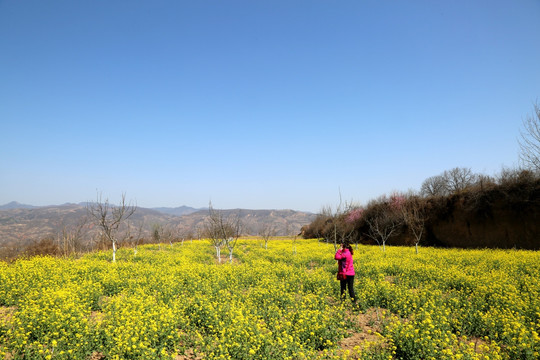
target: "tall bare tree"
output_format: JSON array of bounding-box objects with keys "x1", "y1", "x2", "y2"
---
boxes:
[
  {"x1": 401, "y1": 194, "x2": 427, "y2": 254},
  {"x1": 420, "y1": 175, "x2": 448, "y2": 197},
  {"x1": 421, "y1": 168, "x2": 477, "y2": 196},
  {"x1": 87, "y1": 193, "x2": 136, "y2": 262},
  {"x1": 443, "y1": 167, "x2": 477, "y2": 193},
  {"x1": 258, "y1": 224, "x2": 276, "y2": 249},
  {"x1": 321, "y1": 192, "x2": 356, "y2": 251},
  {"x1": 204, "y1": 203, "x2": 242, "y2": 263},
  {"x1": 364, "y1": 195, "x2": 403, "y2": 252},
  {"x1": 519, "y1": 102, "x2": 540, "y2": 172}
]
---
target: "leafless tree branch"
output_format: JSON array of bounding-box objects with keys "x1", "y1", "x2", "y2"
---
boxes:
[
  {"x1": 519, "y1": 102, "x2": 540, "y2": 172},
  {"x1": 87, "y1": 192, "x2": 136, "y2": 262}
]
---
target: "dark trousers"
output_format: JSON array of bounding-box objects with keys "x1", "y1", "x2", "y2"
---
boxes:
[{"x1": 340, "y1": 275, "x2": 355, "y2": 301}]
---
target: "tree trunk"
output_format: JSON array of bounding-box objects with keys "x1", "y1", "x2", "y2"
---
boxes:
[{"x1": 112, "y1": 240, "x2": 117, "y2": 262}]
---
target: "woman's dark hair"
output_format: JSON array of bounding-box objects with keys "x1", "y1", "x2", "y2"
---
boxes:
[{"x1": 343, "y1": 243, "x2": 354, "y2": 255}]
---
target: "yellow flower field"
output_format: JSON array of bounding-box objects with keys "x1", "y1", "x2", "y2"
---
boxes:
[{"x1": 0, "y1": 239, "x2": 539, "y2": 359}]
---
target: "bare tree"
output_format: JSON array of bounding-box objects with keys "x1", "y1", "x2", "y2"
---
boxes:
[
  {"x1": 121, "y1": 220, "x2": 135, "y2": 252},
  {"x1": 55, "y1": 215, "x2": 89, "y2": 256},
  {"x1": 345, "y1": 207, "x2": 364, "y2": 249},
  {"x1": 162, "y1": 225, "x2": 177, "y2": 248},
  {"x1": 474, "y1": 174, "x2": 496, "y2": 191},
  {"x1": 224, "y1": 216, "x2": 242, "y2": 263},
  {"x1": 519, "y1": 102, "x2": 540, "y2": 172},
  {"x1": 401, "y1": 195, "x2": 427, "y2": 254},
  {"x1": 420, "y1": 175, "x2": 448, "y2": 197},
  {"x1": 258, "y1": 224, "x2": 276, "y2": 249},
  {"x1": 151, "y1": 223, "x2": 163, "y2": 244},
  {"x1": 421, "y1": 168, "x2": 477, "y2": 196},
  {"x1": 321, "y1": 192, "x2": 356, "y2": 251},
  {"x1": 87, "y1": 193, "x2": 136, "y2": 262},
  {"x1": 131, "y1": 220, "x2": 145, "y2": 256},
  {"x1": 321, "y1": 206, "x2": 341, "y2": 251},
  {"x1": 204, "y1": 203, "x2": 242, "y2": 263},
  {"x1": 443, "y1": 167, "x2": 477, "y2": 193},
  {"x1": 286, "y1": 223, "x2": 299, "y2": 255},
  {"x1": 153, "y1": 224, "x2": 178, "y2": 248},
  {"x1": 364, "y1": 195, "x2": 403, "y2": 252}
]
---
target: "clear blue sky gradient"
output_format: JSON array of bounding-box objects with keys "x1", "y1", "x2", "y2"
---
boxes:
[{"x1": 1, "y1": 0, "x2": 539, "y2": 212}]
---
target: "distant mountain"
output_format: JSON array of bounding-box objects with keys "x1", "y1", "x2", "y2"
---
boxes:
[
  {"x1": 0, "y1": 203, "x2": 316, "y2": 249},
  {"x1": 0, "y1": 201, "x2": 38, "y2": 210},
  {"x1": 168, "y1": 208, "x2": 315, "y2": 238},
  {"x1": 151, "y1": 206, "x2": 202, "y2": 216}
]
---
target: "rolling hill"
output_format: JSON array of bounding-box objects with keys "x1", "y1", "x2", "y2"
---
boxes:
[{"x1": 0, "y1": 202, "x2": 316, "y2": 250}]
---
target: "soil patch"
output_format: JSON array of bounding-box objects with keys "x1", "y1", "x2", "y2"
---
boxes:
[
  {"x1": 175, "y1": 348, "x2": 203, "y2": 360},
  {"x1": 0, "y1": 306, "x2": 16, "y2": 324},
  {"x1": 338, "y1": 307, "x2": 386, "y2": 355}
]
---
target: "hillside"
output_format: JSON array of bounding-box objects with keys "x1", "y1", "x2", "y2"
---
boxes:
[
  {"x1": 0, "y1": 203, "x2": 316, "y2": 251},
  {"x1": 302, "y1": 171, "x2": 540, "y2": 250},
  {"x1": 0, "y1": 201, "x2": 37, "y2": 210}
]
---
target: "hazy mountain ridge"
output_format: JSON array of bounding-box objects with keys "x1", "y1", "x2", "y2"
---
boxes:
[
  {"x1": 0, "y1": 201, "x2": 39, "y2": 210},
  {"x1": 150, "y1": 206, "x2": 203, "y2": 216},
  {"x1": 0, "y1": 202, "x2": 316, "y2": 249}
]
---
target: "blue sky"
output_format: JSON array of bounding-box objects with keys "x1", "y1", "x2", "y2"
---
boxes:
[{"x1": 1, "y1": 0, "x2": 539, "y2": 213}]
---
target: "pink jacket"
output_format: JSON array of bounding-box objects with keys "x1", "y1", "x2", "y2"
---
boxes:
[{"x1": 335, "y1": 248, "x2": 355, "y2": 276}]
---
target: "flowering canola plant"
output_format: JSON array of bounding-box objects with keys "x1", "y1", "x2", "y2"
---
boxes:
[{"x1": 0, "y1": 239, "x2": 539, "y2": 359}]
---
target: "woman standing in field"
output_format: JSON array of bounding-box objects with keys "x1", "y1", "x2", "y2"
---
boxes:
[{"x1": 335, "y1": 243, "x2": 356, "y2": 303}]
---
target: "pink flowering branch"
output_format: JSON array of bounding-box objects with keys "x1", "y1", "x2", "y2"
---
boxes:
[
  {"x1": 345, "y1": 207, "x2": 364, "y2": 223},
  {"x1": 390, "y1": 192, "x2": 406, "y2": 211}
]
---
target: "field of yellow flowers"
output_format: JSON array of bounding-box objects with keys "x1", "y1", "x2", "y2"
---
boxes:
[{"x1": 0, "y1": 238, "x2": 539, "y2": 359}]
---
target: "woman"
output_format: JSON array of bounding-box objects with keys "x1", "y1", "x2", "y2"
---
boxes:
[{"x1": 334, "y1": 243, "x2": 356, "y2": 302}]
